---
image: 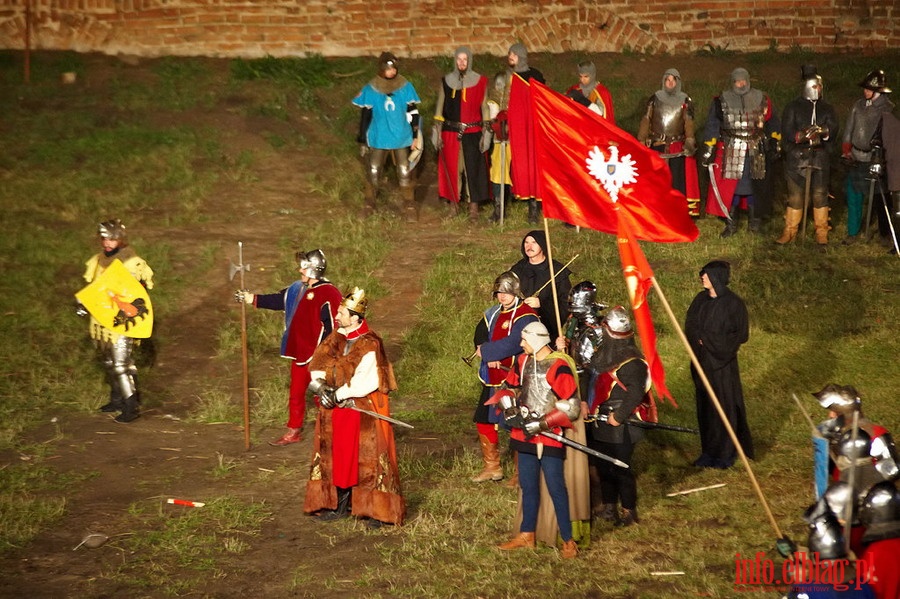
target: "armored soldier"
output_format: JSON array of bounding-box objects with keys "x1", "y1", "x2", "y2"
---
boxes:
[
  {"x1": 637, "y1": 68, "x2": 700, "y2": 217},
  {"x1": 353, "y1": 52, "x2": 421, "y2": 218},
  {"x1": 842, "y1": 70, "x2": 895, "y2": 245},
  {"x1": 565, "y1": 61, "x2": 615, "y2": 122},
  {"x1": 859, "y1": 482, "x2": 900, "y2": 599},
  {"x1": 236, "y1": 250, "x2": 342, "y2": 446},
  {"x1": 469, "y1": 271, "x2": 539, "y2": 483},
  {"x1": 868, "y1": 73, "x2": 900, "y2": 253},
  {"x1": 776, "y1": 65, "x2": 840, "y2": 246},
  {"x1": 495, "y1": 321, "x2": 581, "y2": 558},
  {"x1": 78, "y1": 219, "x2": 154, "y2": 423},
  {"x1": 486, "y1": 71, "x2": 512, "y2": 223},
  {"x1": 432, "y1": 46, "x2": 491, "y2": 221},
  {"x1": 700, "y1": 68, "x2": 781, "y2": 237},
  {"x1": 560, "y1": 281, "x2": 606, "y2": 401},
  {"x1": 304, "y1": 288, "x2": 405, "y2": 526}
]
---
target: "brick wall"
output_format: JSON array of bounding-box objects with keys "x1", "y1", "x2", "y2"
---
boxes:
[{"x1": 1, "y1": 0, "x2": 897, "y2": 58}]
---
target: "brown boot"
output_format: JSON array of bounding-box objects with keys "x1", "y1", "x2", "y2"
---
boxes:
[
  {"x1": 498, "y1": 532, "x2": 535, "y2": 550},
  {"x1": 445, "y1": 201, "x2": 460, "y2": 219},
  {"x1": 472, "y1": 434, "x2": 503, "y2": 482},
  {"x1": 560, "y1": 539, "x2": 579, "y2": 559},
  {"x1": 775, "y1": 207, "x2": 803, "y2": 244},
  {"x1": 468, "y1": 200, "x2": 479, "y2": 223},
  {"x1": 616, "y1": 508, "x2": 639, "y2": 527},
  {"x1": 813, "y1": 206, "x2": 831, "y2": 245}
]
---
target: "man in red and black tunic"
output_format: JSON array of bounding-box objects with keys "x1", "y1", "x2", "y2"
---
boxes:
[{"x1": 236, "y1": 249, "x2": 342, "y2": 446}]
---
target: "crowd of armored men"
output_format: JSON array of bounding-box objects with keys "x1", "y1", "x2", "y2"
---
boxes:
[
  {"x1": 354, "y1": 44, "x2": 899, "y2": 252},
  {"x1": 79, "y1": 212, "x2": 900, "y2": 582}
]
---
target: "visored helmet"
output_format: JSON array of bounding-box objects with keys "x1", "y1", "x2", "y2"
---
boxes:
[
  {"x1": 296, "y1": 249, "x2": 327, "y2": 279},
  {"x1": 568, "y1": 281, "x2": 597, "y2": 316},
  {"x1": 803, "y1": 497, "x2": 847, "y2": 560}
]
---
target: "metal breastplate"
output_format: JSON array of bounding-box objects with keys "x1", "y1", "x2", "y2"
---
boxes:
[
  {"x1": 571, "y1": 325, "x2": 602, "y2": 371},
  {"x1": 650, "y1": 97, "x2": 687, "y2": 144},
  {"x1": 519, "y1": 357, "x2": 556, "y2": 417},
  {"x1": 720, "y1": 91, "x2": 767, "y2": 179},
  {"x1": 848, "y1": 100, "x2": 891, "y2": 161}
]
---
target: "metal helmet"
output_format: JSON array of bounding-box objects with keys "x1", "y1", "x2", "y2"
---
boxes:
[
  {"x1": 801, "y1": 65, "x2": 823, "y2": 101},
  {"x1": 492, "y1": 271, "x2": 523, "y2": 298},
  {"x1": 836, "y1": 428, "x2": 872, "y2": 461},
  {"x1": 568, "y1": 281, "x2": 597, "y2": 316},
  {"x1": 803, "y1": 498, "x2": 847, "y2": 560},
  {"x1": 859, "y1": 481, "x2": 900, "y2": 527},
  {"x1": 602, "y1": 305, "x2": 633, "y2": 338},
  {"x1": 822, "y1": 481, "x2": 856, "y2": 524},
  {"x1": 341, "y1": 286, "x2": 368, "y2": 318},
  {"x1": 859, "y1": 69, "x2": 891, "y2": 94},
  {"x1": 98, "y1": 219, "x2": 127, "y2": 242},
  {"x1": 813, "y1": 384, "x2": 861, "y2": 415},
  {"x1": 296, "y1": 249, "x2": 327, "y2": 279}
]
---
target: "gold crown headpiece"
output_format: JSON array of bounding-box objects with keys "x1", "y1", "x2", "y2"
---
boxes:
[{"x1": 341, "y1": 286, "x2": 368, "y2": 317}]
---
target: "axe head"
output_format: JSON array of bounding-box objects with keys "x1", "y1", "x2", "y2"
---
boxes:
[{"x1": 228, "y1": 260, "x2": 250, "y2": 282}]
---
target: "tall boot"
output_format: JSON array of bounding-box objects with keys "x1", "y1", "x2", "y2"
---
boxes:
[
  {"x1": 747, "y1": 200, "x2": 761, "y2": 233},
  {"x1": 100, "y1": 368, "x2": 124, "y2": 412},
  {"x1": 317, "y1": 487, "x2": 352, "y2": 521},
  {"x1": 114, "y1": 392, "x2": 140, "y2": 423},
  {"x1": 361, "y1": 183, "x2": 377, "y2": 218},
  {"x1": 775, "y1": 207, "x2": 803, "y2": 245},
  {"x1": 471, "y1": 434, "x2": 503, "y2": 482},
  {"x1": 720, "y1": 208, "x2": 738, "y2": 238},
  {"x1": 468, "y1": 200, "x2": 479, "y2": 223},
  {"x1": 813, "y1": 206, "x2": 831, "y2": 245},
  {"x1": 489, "y1": 188, "x2": 503, "y2": 223},
  {"x1": 527, "y1": 199, "x2": 541, "y2": 224}
]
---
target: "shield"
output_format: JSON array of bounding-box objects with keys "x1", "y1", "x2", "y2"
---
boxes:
[
  {"x1": 812, "y1": 433, "x2": 830, "y2": 499},
  {"x1": 76, "y1": 259, "x2": 153, "y2": 338}
]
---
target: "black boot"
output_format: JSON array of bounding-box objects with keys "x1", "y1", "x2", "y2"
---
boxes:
[
  {"x1": 100, "y1": 390, "x2": 123, "y2": 413},
  {"x1": 114, "y1": 393, "x2": 141, "y2": 423},
  {"x1": 720, "y1": 209, "x2": 738, "y2": 238},
  {"x1": 747, "y1": 203, "x2": 761, "y2": 233},
  {"x1": 317, "y1": 487, "x2": 351, "y2": 521},
  {"x1": 527, "y1": 199, "x2": 541, "y2": 224}
]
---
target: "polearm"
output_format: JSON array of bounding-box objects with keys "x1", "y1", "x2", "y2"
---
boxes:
[
  {"x1": 649, "y1": 277, "x2": 788, "y2": 547},
  {"x1": 539, "y1": 430, "x2": 629, "y2": 468},
  {"x1": 232, "y1": 242, "x2": 251, "y2": 450},
  {"x1": 587, "y1": 413, "x2": 699, "y2": 435}
]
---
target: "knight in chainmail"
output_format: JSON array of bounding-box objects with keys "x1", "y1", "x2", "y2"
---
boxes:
[
  {"x1": 432, "y1": 46, "x2": 491, "y2": 221},
  {"x1": 353, "y1": 52, "x2": 421, "y2": 219},
  {"x1": 700, "y1": 68, "x2": 781, "y2": 237},
  {"x1": 637, "y1": 68, "x2": 700, "y2": 217},
  {"x1": 841, "y1": 69, "x2": 895, "y2": 246},
  {"x1": 776, "y1": 65, "x2": 839, "y2": 246}
]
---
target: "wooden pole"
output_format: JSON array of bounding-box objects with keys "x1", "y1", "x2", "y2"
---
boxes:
[
  {"x1": 650, "y1": 277, "x2": 785, "y2": 540},
  {"x1": 542, "y1": 218, "x2": 563, "y2": 339},
  {"x1": 238, "y1": 242, "x2": 251, "y2": 450},
  {"x1": 24, "y1": 0, "x2": 31, "y2": 84}
]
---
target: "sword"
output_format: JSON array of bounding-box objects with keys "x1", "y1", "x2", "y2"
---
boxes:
[
  {"x1": 538, "y1": 430, "x2": 629, "y2": 468},
  {"x1": 587, "y1": 413, "x2": 699, "y2": 435},
  {"x1": 342, "y1": 400, "x2": 414, "y2": 429},
  {"x1": 707, "y1": 162, "x2": 732, "y2": 224},
  {"x1": 864, "y1": 175, "x2": 877, "y2": 240}
]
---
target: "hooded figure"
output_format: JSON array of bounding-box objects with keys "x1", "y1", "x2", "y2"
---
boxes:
[
  {"x1": 565, "y1": 61, "x2": 615, "y2": 122},
  {"x1": 509, "y1": 229, "x2": 572, "y2": 341},
  {"x1": 684, "y1": 260, "x2": 753, "y2": 469}
]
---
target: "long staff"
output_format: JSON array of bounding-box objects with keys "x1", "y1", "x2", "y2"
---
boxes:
[
  {"x1": 542, "y1": 219, "x2": 563, "y2": 337},
  {"x1": 531, "y1": 253, "x2": 580, "y2": 298},
  {"x1": 237, "y1": 242, "x2": 251, "y2": 450}
]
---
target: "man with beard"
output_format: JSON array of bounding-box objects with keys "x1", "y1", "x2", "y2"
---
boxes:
[
  {"x1": 776, "y1": 65, "x2": 840, "y2": 246},
  {"x1": 469, "y1": 271, "x2": 539, "y2": 483},
  {"x1": 77, "y1": 219, "x2": 154, "y2": 424},
  {"x1": 304, "y1": 288, "x2": 405, "y2": 527},
  {"x1": 432, "y1": 46, "x2": 491, "y2": 221},
  {"x1": 587, "y1": 307, "x2": 651, "y2": 527},
  {"x1": 510, "y1": 229, "x2": 572, "y2": 342},
  {"x1": 506, "y1": 43, "x2": 545, "y2": 223},
  {"x1": 637, "y1": 68, "x2": 700, "y2": 217},
  {"x1": 684, "y1": 260, "x2": 753, "y2": 469},
  {"x1": 565, "y1": 61, "x2": 615, "y2": 122},
  {"x1": 841, "y1": 69, "x2": 894, "y2": 245},
  {"x1": 700, "y1": 68, "x2": 781, "y2": 237},
  {"x1": 353, "y1": 51, "x2": 421, "y2": 218}
]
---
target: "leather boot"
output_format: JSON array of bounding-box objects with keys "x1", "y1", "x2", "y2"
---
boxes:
[
  {"x1": 317, "y1": 487, "x2": 351, "y2": 521},
  {"x1": 468, "y1": 200, "x2": 479, "y2": 223},
  {"x1": 361, "y1": 183, "x2": 376, "y2": 218},
  {"x1": 813, "y1": 206, "x2": 831, "y2": 245},
  {"x1": 775, "y1": 207, "x2": 803, "y2": 244},
  {"x1": 560, "y1": 539, "x2": 579, "y2": 559},
  {"x1": 489, "y1": 197, "x2": 502, "y2": 223},
  {"x1": 498, "y1": 532, "x2": 535, "y2": 550},
  {"x1": 616, "y1": 508, "x2": 639, "y2": 527},
  {"x1": 747, "y1": 202, "x2": 761, "y2": 233},
  {"x1": 720, "y1": 208, "x2": 738, "y2": 238},
  {"x1": 527, "y1": 199, "x2": 541, "y2": 224},
  {"x1": 114, "y1": 392, "x2": 140, "y2": 423},
  {"x1": 597, "y1": 503, "x2": 620, "y2": 524},
  {"x1": 471, "y1": 434, "x2": 503, "y2": 482},
  {"x1": 445, "y1": 201, "x2": 460, "y2": 219}
]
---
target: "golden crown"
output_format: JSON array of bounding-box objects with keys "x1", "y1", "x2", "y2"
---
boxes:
[{"x1": 342, "y1": 286, "x2": 368, "y2": 316}]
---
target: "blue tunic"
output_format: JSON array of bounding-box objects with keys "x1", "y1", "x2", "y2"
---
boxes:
[{"x1": 353, "y1": 81, "x2": 420, "y2": 150}]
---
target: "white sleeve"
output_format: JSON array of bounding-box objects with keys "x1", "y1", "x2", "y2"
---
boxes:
[{"x1": 334, "y1": 351, "x2": 379, "y2": 401}]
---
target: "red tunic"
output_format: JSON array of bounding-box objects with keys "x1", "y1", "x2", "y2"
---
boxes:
[{"x1": 283, "y1": 282, "x2": 342, "y2": 364}]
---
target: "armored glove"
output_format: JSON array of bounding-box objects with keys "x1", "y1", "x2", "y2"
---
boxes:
[
  {"x1": 319, "y1": 386, "x2": 340, "y2": 409},
  {"x1": 698, "y1": 143, "x2": 716, "y2": 168},
  {"x1": 479, "y1": 128, "x2": 492, "y2": 154},
  {"x1": 431, "y1": 123, "x2": 443, "y2": 151},
  {"x1": 870, "y1": 162, "x2": 884, "y2": 177},
  {"x1": 75, "y1": 302, "x2": 88, "y2": 318},
  {"x1": 523, "y1": 413, "x2": 548, "y2": 437},
  {"x1": 234, "y1": 289, "x2": 253, "y2": 304}
]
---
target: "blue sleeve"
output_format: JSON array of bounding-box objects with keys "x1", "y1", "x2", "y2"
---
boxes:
[
  {"x1": 254, "y1": 289, "x2": 288, "y2": 311},
  {"x1": 352, "y1": 85, "x2": 375, "y2": 109},
  {"x1": 480, "y1": 314, "x2": 538, "y2": 362}
]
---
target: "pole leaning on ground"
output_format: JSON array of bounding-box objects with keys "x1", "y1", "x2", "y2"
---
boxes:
[{"x1": 237, "y1": 242, "x2": 251, "y2": 450}]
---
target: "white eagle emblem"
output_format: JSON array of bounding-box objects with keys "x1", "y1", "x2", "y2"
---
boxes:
[{"x1": 586, "y1": 145, "x2": 638, "y2": 202}]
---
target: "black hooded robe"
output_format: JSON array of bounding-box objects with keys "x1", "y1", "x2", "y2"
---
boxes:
[
  {"x1": 684, "y1": 262, "x2": 754, "y2": 468},
  {"x1": 509, "y1": 229, "x2": 572, "y2": 341}
]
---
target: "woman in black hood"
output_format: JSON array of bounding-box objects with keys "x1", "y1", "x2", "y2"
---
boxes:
[
  {"x1": 509, "y1": 229, "x2": 572, "y2": 341},
  {"x1": 684, "y1": 260, "x2": 754, "y2": 469}
]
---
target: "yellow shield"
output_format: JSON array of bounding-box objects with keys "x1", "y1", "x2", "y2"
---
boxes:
[{"x1": 75, "y1": 259, "x2": 153, "y2": 338}]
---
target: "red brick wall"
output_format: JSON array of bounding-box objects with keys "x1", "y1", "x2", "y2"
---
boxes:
[{"x1": 1, "y1": 0, "x2": 897, "y2": 58}]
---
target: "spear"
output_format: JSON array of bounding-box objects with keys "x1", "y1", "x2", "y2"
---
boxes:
[{"x1": 230, "y1": 242, "x2": 252, "y2": 450}]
